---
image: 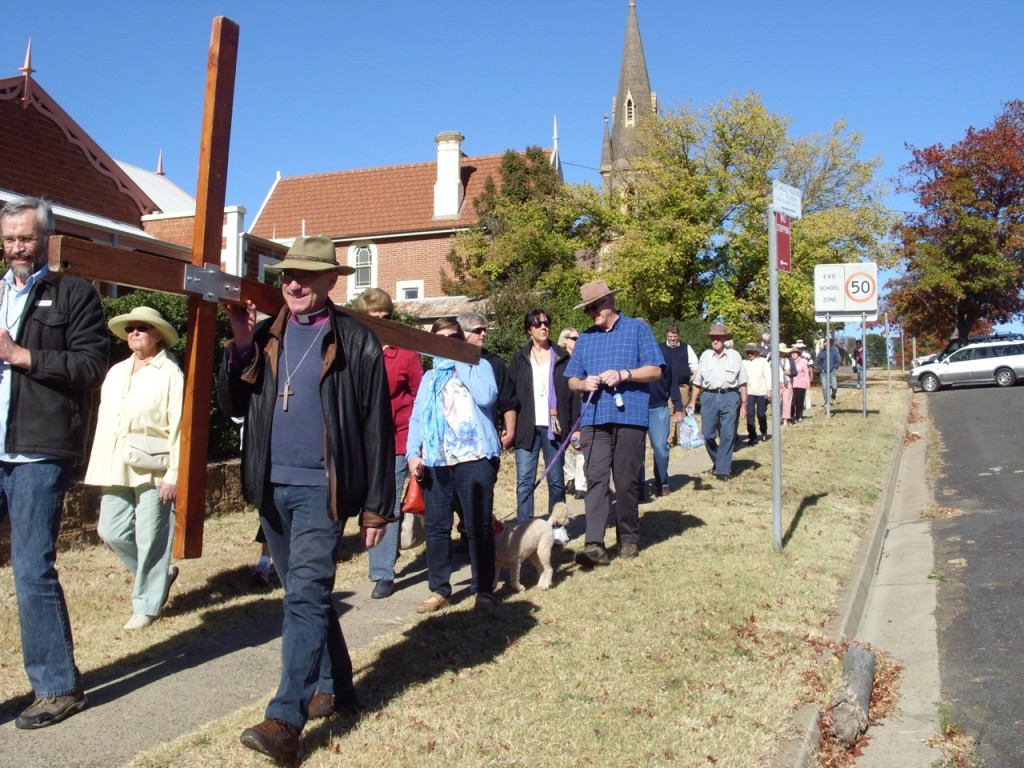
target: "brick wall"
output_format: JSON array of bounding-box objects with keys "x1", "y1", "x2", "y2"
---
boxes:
[
  {"x1": 331, "y1": 232, "x2": 456, "y2": 304},
  {"x1": 142, "y1": 215, "x2": 195, "y2": 248}
]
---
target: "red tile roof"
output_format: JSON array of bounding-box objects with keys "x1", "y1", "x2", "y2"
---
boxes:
[{"x1": 250, "y1": 152, "x2": 511, "y2": 241}]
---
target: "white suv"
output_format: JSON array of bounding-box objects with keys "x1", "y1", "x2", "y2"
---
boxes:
[{"x1": 908, "y1": 340, "x2": 1024, "y2": 392}]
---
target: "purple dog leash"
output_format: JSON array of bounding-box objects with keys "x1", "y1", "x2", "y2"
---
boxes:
[{"x1": 530, "y1": 390, "x2": 595, "y2": 495}]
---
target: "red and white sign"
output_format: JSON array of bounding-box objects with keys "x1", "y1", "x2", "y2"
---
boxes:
[{"x1": 775, "y1": 213, "x2": 791, "y2": 273}]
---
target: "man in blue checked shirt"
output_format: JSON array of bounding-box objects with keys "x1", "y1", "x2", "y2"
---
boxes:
[{"x1": 565, "y1": 280, "x2": 664, "y2": 566}]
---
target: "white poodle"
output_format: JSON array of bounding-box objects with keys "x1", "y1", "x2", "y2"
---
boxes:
[{"x1": 493, "y1": 502, "x2": 569, "y2": 591}]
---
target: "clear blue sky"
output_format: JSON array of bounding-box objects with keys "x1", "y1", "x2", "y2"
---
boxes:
[{"x1": 4, "y1": 1, "x2": 1023, "y2": 333}]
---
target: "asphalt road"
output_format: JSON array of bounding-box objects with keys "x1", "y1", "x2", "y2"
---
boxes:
[{"x1": 926, "y1": 381, "x2": 1024, "y2": 765}]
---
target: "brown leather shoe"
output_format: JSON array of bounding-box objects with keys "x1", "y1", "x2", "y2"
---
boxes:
[
  {"x1": 307, "y1": 691, "x2": 361, "y2": 720},
  {"x1": 240, "y1": 718, "x2": 299, "y2": 764},
  {"x1": 15, "y1": 688, "x2": 87, "y2": 729}
]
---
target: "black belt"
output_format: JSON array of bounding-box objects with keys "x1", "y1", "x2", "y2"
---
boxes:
[{"x1": 702, "y1": 387, "x2": 738, "y2": 394}]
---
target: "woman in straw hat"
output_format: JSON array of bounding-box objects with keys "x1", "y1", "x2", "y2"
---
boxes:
[{"x1": 85, "y1": 306, "x2": 183, "y2": 630}]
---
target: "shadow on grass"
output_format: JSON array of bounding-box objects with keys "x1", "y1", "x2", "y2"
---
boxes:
[
  {"x1": 0, "y1": 561, "x2": 294, "y2": 724},
  {"x1": 782, "y1": 492, "x2": 828, "y2": 548},
  {"x1": 304, "y1": 601, "x2": 538, "y2": 757}
]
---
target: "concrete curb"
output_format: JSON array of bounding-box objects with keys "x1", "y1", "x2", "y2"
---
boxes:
[{"x1": 772, "y1": 391, "x2": 912, "y2": 768}]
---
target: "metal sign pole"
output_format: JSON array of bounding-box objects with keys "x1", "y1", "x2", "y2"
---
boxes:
[
  {"x1": 861, "y1": 313, "x2": 868, "y2": 417},
  {"x1": 824, "y1": 314, "x2": 831, "y2": 419},
  {"x1": 768, "y1": 207, "x2": 783, "y2": 552}
]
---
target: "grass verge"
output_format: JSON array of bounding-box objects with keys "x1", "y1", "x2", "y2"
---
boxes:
[{"x1": 1, "y1": 384, "x2": 910, "y2": 767}]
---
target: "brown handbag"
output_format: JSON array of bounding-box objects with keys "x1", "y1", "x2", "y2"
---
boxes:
[{"x1": 401, "y1": 475, "x2": 425, "y2": 515}]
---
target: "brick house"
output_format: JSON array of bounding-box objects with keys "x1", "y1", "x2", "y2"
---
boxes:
[{"x1": 249, "y1": 130, "x2": 560, "y2": 313}]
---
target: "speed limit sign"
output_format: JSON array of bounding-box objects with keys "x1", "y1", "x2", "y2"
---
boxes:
[{"x1": 814, "y1": 263, "x2": 878, "y2": 321}]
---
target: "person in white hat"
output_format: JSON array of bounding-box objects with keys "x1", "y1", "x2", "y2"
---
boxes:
[
  {"x1": 85, "y1": 306, "x2": 183, "y2": 631},
  {"x1": 221, "y1": 235, "x2": 395, "y2": 764},
  {"x1": 565, "y1": 280, "x2": 664, "y2": 565},
  {"x1": 687, "y1": 323, "x2": 749, "y2": 479}
]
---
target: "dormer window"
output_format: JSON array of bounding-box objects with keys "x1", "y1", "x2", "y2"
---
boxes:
[{"x1": 625, "y1": 92, "x2": 635, "y2": 126}]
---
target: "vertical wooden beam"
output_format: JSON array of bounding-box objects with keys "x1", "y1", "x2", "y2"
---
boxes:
[{"x1": 175, "y1": 17, "x2": 239, "y2": 558}]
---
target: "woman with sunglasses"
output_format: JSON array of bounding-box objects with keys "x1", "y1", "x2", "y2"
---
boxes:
[
  {"x1": 509, "y1": 310, "x2": 577, "y2": 537},
  {"x1": 406, "y1": 318, "x2": 500, "y2": 614},
  {"x1": 84, "y1": 306, "x2": 183, "y2": 630}
]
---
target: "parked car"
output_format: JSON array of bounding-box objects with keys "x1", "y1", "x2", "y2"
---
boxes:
[{"x1": 908, "y1": 340, "x2": 1024, "y2": 392}]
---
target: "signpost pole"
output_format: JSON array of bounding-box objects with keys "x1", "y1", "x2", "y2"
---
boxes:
[
  {"x1": 861, "y1": 313, "x2": 868, "y2": 417},
  {"x1": 768, "y1": 208, "x2": 782, "y2": 552},
  {"x1": 824, "y1": 314, "x2": 832, "y2": 419}
]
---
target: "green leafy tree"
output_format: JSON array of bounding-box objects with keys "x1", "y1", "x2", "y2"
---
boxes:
[
  {"x1": 606, "y1": 94, "x2": 893, "y2": 344},
  {"x1": 887, "y1": 100, "x2": 1024, "y2": 341},
  {"x1": 444, "y1": 146, "x2": 576, "y2": 298}
]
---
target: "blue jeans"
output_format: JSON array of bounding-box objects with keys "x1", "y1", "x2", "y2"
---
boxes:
[
  {"x1": 0, "y1": 460, "x2": 80, "y2": 697},
  {"x1": 422, "y1": 458, "x2": 497, "y2": 598},
  {"x1": 514, "y1": 427, "x2": 566, "y2": 522},
  {"x1": 581, "y1": 425, "x2": 645, "y2": 547},
  {"x1": 368, "y1": 456, "x2": 406, "y2": 582},
  {"x1": 700, "y1": 390, "x2": 740, "y2": 476},
  {"x1": 821, "y1": 370, "x2": 837, "y2": 403},
  {"x1": 647, "y1": 407, "x2": 671, "y2": 491},
  {"x1": 98, "y1": 485, "x2": 174, "y2": 616},
  {"x1": 259, "y1": 484, "x2": 354, "y2": 730}
]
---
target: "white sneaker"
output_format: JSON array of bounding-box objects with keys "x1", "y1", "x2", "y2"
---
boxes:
[
  {"x1": 552, "y1": 526, "x2": 570, "y2": 546},
  {"x1": 123, "y1": 613, "x2": 156, "y2": 630}
]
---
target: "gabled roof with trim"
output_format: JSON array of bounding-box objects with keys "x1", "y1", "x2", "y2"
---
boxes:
[{"x1": 0, "y1": 70, "x2": 157, "y2": 218}]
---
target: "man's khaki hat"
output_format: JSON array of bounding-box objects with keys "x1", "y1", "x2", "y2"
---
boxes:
[
  {"x1": 573, "y1": 280, "x2": 620, "y2": 310},
  {"x1": 707, "y1": 323, "x2": 733, "y2": 340},
  {"x1": 264, "y1": 236, "x2": 355, "y2": 275}
]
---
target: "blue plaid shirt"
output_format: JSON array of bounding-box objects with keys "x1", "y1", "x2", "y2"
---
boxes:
[{"x1": 565, "y1": 313, "x2": 664, "y2": 427}]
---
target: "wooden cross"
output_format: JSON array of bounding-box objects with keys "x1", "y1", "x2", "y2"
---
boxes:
[{"x1": 47, "y1": 17, "x2": 478, "y2": 559}]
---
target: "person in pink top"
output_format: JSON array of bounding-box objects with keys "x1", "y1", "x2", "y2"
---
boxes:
[{"x1": 354, "y1": 289, "x2": 423, "y2": 599}]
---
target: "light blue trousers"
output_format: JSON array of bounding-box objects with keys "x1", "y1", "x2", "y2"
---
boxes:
[{"x1": 98, "y1": 485, "x2": 174, "y2": 617}]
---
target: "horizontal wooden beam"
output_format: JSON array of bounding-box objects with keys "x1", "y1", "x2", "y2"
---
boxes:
[{"x1": 48, "y1": 234, "x2": 480, "y2": 364}]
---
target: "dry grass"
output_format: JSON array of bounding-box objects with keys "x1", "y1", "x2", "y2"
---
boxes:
[{"x1": 0, "y1": 384, "x2": 911, "y2": 768}]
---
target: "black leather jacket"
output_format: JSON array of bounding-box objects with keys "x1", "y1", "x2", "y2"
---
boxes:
[
  {"x1": 4, "y1": 271, "x2": 108, "y2": 461},
  {"x1": 217, "y1": 305, "x2": 396, "y2": 526}
]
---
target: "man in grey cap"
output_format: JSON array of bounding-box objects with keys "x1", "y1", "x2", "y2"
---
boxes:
[
  {"x1": 220, "y1": 236, "x2": 395, "y2": 764},
  {"x1": 687, "y1": 323, "x2": 748, "y2": 480}
]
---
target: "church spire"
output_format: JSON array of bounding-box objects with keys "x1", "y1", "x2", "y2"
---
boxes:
[{"x1": 603, "y1": 0, "x2": 656, "y2": 192}]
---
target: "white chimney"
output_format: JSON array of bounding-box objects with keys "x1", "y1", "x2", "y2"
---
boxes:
[{"x1": 433, "y1": 131, "x2": 464, "y2": 219}]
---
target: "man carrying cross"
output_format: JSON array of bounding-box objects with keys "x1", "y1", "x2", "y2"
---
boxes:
[{"x1": 219, "y1": 235, "x2": 395, "y2": 764}]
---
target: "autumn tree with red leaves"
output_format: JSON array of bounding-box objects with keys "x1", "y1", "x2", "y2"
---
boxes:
[{"x1": 887, "y1": 100, "x2": 1024, "y2": 342}]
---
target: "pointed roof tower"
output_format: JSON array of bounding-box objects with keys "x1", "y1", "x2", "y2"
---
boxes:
[{"x1": 601, "y1": 0, "x2": 656, "y2": 193}]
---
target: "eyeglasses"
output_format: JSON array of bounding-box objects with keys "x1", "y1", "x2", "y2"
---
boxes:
[
  {"x1": 124, "y1": 324, "x2": 151, "y2": 333},
  {"x1": 279, "y1": 270, "x2": 320, "y2": 285},
  {"x1": 583, "y1": 299, "x2": 606, "y2": 315},
  {"x1": 530, "y1": 319, "x2": 551, "y2": 328},
  {"x1": 470, "y1": 326, "x2": 488, "y2": 335},
  {"x1": 567, "y1": 335, "x2": 579, "y2": 341},
  {"x1": 2, "y1": 235, "x2": 39, "y2": 247}
]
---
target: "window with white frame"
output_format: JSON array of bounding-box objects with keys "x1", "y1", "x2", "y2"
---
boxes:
[
  {"x1": 396, "y1": 279, "x2": 424, "y2": 301},
  {"x1": 347, "y1": 242, "x2": 377, "y2": 295}
]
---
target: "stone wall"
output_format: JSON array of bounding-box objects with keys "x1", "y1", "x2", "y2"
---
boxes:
[{"x1": 0, "y1": 460, "x2": 246, "y2": 566}]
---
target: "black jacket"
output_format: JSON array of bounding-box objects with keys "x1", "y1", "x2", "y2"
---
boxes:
[
  {"x1": 217, "y1": 305, "x2": 396, "y2": 526},
  {"x1": 508, "y1": 342, "x2": 578, "y2": 449},
  {"x1": 5, "y1": 271, "x2": 108, "y2": 461}
]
